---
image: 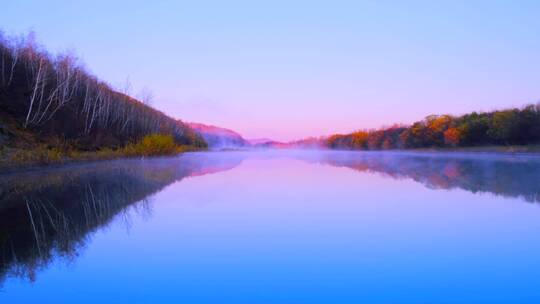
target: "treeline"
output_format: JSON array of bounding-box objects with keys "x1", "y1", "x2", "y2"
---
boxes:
[
  {"x1": 327, "y1": 104, "x2": 540, "y2": 150},
  {"x1": 0, "y1": 31, "x2": 206, "y2": 150}
]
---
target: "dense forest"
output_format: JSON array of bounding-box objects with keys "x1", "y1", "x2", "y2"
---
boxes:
[
  {"x1": 0, "y1": 31, "x2": 206, "y2": 166},
  {"x1": 327, "y1": 104, "x2": 540, "y2": 150}
]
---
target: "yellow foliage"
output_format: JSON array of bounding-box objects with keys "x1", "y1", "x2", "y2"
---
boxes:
[
  {"x1": 428, "y1": 115, "x2": 452, "y2": 133},
  {"x1": 4, "y1": 134, "x2": 205, "y2": 169},
  {"x1": 123, "y1": 134, "x2": 178, "y2": 156}
]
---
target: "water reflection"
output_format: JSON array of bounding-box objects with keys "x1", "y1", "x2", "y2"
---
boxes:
[
  {"x1": 314, "y1": 152, "x2": 540, "y2": 203},
  {"x1": 1, "y1": 151, "x2": 540, "y2": 288},
  {"x1": 0, "y1": 153, "x2": 244, "y2": 285}
]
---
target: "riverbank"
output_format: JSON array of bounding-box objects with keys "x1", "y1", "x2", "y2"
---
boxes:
[
  {"x1": 0, "y1": 134, "x2": 206, "y2": 172},
  {"x1": 407, "y1": 145, "x2": 540, "y2": 154},
  {"x1": 4, "y1": 144, "x2": 539, "y2": 172},
  {"x1": 326, "y1": 144, "x2": 540, "y2": 154}
]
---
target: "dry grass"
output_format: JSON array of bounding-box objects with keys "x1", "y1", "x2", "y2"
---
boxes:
[
  {"x1": 1, "y1": 134, "x2": 205, "y2": 170},
  {"x1": 9, "y1": 146, "x2": 64, "y2": 165}
]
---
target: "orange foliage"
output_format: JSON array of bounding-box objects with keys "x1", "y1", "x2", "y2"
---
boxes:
[
  {"x1": 428, "y1": 115, "x2": 452, "y2": 133},
  {"x1": 444, "y1": 127, "x2": 461, "y2": 146},
  {"x1": 351, "y1": 131, "x2": 369, "y2": 148}
]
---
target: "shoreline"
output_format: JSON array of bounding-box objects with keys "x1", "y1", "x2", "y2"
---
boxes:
[
  {"x1": 3, "y1": 145, "x2": 540, "y2": 173},
  {"x1": 327, "y1": 145, "x2": 540, "y2": 155},
  {"x1": 0, "y1": 145, "x2": 205, "y2": 174}
]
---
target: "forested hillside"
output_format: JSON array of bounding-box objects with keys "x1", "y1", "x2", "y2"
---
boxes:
[
  {"x1": 327, "y1": 104, "x2": 540, "y2": 150},
  {"x1": 0, "y1": 32, "x2": 206, "y2": 166}
]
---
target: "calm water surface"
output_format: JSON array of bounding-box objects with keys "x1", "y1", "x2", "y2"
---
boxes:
[{"x1": 2, "y1": 150, "x2": 540, "y2": 303}]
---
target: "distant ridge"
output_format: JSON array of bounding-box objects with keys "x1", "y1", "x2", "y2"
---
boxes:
[
  {"x1": 247, "y1": 138, "x2": 276, "y2": 145},
  {"x1": 187, "y1": 122, "x2": 248, "y2": 149}
]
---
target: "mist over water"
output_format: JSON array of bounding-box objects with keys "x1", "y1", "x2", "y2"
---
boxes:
[{"x1": 2, "y1": 150, "x2": 540, "y2": 303}]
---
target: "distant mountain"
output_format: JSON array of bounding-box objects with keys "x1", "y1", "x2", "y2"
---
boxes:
[
  {"x1": 247, "y1": 137, "x2": 326, "y2": 149},
  {"x1": 247, "y1": 138, "x2": 276, "y2": 145},
  {"x1": 254, "y1": 141, "x2": 288, "y2": 149},
  {"x1": 287, "y1": 137, "x2": 326, "y2": 149},
  {"x1": 246, "y1": 138, "x2": 288, "y2": 149},
  {"x1": 187, "y1": 122, "x2": 248, "y2": 149}
]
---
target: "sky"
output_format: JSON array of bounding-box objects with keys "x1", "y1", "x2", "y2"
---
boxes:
[{"x1": 1, "y1": 0, "x2": 540, "y2": 141}]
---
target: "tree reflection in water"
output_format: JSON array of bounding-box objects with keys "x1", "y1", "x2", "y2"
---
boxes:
[
  {"x1": 0, "y1": 152, "x2": 245, "y2": 286},
  {"x1": 1, "y1": 151, "x2": 540, "y2": 286},
  {"x1": 315, "y1": 152, "x2": 540, "y2": 203}
]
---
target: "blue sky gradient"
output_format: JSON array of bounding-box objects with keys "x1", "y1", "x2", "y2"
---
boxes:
[{"x1": 2, "y1": 0, "x2": 539, "y2": 140}]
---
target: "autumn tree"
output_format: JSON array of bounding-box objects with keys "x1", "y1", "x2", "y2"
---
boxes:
[
  {"x1": 444, "y1": 128, "x2": 461, "y2": 146},
  {"x1": 326, "y1": 105, "x2": 540, "y2": 150}
]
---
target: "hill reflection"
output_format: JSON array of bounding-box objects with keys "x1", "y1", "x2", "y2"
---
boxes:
[
  {"x1": 316, "y1": 152, "x2": 540, "y2": 203},
  {"x1": 1, "y1": 151, "x2": 540, "y2": 286},
  {"x1": 0, "y1": 153, "x2": 244, "y2": 285}
]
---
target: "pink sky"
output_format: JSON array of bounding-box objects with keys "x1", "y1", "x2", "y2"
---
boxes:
[{"x1": 3, "y1": 1, "x2": 540, "y2": 141}]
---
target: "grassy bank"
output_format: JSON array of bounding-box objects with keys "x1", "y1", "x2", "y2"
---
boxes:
[{"x1": 0, "y1": 134, "x2": 205, "y2": 171}]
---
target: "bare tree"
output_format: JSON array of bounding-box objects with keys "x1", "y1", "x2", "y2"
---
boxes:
[
  {"x1": 0, "y1": 31, "x2": 203, "y2": 147},
  {"x1": 137, "y1": 87, "x2": 154, "y2": 106},
  {"x1": 24, "y1": 56, "x2": 47, "y2": 128}
]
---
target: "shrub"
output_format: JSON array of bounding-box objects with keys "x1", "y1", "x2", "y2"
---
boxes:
[{"x1": 124, "y1": 134, "x2": 178, "y2": 156}]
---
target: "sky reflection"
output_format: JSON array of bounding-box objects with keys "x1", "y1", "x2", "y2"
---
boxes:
[{"x1": 1, "y1": 151, "x2": 540, "y2": 303}]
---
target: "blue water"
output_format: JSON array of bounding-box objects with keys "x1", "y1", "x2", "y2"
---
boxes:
[{"x1": 2, "y1": 150, "x2": 540, "y2": 303}]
